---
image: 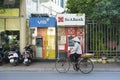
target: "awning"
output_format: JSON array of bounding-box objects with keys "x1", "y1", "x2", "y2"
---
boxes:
[{"x1": 41, "y1": 1, "x2": 64, "y2": 14}]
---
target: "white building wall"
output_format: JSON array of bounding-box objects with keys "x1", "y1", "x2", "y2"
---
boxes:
[
  {"x1": 26, "y1": 0, "x2": 39, "y2": 19},
  {"x1": 26, "y1": 0, "x2": 65, "y2": 19}
]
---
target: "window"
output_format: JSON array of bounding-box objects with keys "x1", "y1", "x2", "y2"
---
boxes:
[
  {"x1": 0, "y1": 0, "x2": 4, "y2": 7},
  {"x1": 0, "y1": 0, "x2": 20, "y2": 8},
  {"x1": 60, "y1": 0, "x2": 64, "y2": 8},
  {"x1": 68, "y1": 36, "x2": 74, "y2": 47}
]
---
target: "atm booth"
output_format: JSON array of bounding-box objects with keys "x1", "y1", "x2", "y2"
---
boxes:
[
  {"x1": 56, "y1": 14, "x2": 85, "y2": 58},
  {"x1": 29, "y1": 17, "x2": 56, "y2": 59}
]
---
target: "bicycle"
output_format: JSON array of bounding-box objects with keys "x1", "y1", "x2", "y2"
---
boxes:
[{"x1": 55, "y1": 53, "x2": 94, "y2": 74}]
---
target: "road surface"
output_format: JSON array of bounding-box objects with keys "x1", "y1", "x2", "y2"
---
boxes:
[{"x1": 0, "y1": 72, "x2": 120, "y2": 80}]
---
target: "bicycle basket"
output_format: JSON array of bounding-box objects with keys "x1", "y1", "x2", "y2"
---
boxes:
[{"x1": 81, "y1": 53, "x2": 94, "y2": 58}]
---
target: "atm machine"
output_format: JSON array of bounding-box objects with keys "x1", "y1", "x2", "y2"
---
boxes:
[{"x1": 36, "y1": 37, "x2": 43, "y2": 58}]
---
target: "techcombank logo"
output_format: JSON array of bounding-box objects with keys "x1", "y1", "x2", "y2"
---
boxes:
[
  {"x1": 58, "y1": 17, "x2": 84, "y2": 22},
  {"x1": 58, "y1": 17, "x2": 64, "y2": 22}
]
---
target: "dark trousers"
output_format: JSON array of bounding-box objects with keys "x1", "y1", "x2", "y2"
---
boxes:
[{"x1": 70, "y1": 53, "x2": 81, "y2": 63}]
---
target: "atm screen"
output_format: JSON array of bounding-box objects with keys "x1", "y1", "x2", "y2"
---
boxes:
[{"x1": 36, "y1": 38, "x2": 42, "y2": 47}]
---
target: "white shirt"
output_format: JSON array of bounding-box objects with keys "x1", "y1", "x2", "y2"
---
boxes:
[{"x1": 71, "y1": 42, "x2": 82, "y2": 54}]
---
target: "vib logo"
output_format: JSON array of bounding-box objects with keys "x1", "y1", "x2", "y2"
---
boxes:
[{"x1": 37, "y1": 18, "x2": 50, "y2": 24}]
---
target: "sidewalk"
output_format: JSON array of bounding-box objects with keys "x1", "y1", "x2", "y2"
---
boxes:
[{"x1": 0, "y1": 62, "x2": 120, "y2": 72}]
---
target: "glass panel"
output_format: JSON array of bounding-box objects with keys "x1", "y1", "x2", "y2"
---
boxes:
[
  {"x1": 6, "y1": 18, "x2": 20, "y2": 30},
  {"x1": 68, "y1": 36, "x2": 74, "y2": 47},
  {"x1": 0, "y1": 19, "x2": 5, "y2": 32}
]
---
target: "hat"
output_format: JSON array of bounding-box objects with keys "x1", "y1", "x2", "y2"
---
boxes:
[{"x1": 72, "y1": 37, "x2": 80, "y2": 42}]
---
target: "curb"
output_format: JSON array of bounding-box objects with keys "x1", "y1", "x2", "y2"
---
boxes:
[{"x1": 1, "y1": 66, "x2": 120, "y2": 72}]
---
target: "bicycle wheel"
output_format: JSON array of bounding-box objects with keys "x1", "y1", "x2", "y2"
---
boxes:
[
  {"x1": 78, "y1": 58, "x2": 94, "y2": 74},
  {"x1": 55, "y1": 58, "x2": 70, "y2": 73}
]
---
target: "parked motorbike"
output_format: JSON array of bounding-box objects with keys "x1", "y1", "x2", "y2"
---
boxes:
[
  {"x1": 0, "y1": 46, "x2": 3, "y2": 65},
  {"x1": 0, "y1": 45, "x2": 10, "y2": 63},
  {"x1": 0, "y1": 45, "x2": 4, "y2": 65},
  {"x1": 0, "y1": 54, "x2": 2, "y2": 65},
  {"x1": 22, "y1": 45, "x2": 33, "y2": 66},
  {"x1": 8, "y1": 46, "x2": 20, "y2": 66}
]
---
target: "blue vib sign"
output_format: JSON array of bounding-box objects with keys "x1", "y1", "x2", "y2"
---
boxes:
[{"x1": 29, "y1": 17, "x2": 56, "y2": 27}]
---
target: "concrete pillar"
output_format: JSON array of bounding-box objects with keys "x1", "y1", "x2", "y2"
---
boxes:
[
  {"x1": 26, "y1": 20, "x2": 31, "y2": 45},
  {"x1": 20, "y1": 0, "x2": 26, "y2": 53}
]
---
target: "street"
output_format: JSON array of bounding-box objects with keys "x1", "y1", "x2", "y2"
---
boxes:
[{"x1": 0, "y1": 72, "x2": 120, "y2": 80}]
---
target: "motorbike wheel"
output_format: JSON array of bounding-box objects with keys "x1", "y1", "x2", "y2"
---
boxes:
[
  {"x1": 0, "y1": 61, "x2": 2, "y2": 66},
  {"x1": 25, "y1": 61, "x2": 30, "y2": 66},
  {"x1": 0, "y1": 57, "x2": 3, "y2": 66},
  {"x1": 0, "y1": 61, "x2": 3, "y2": 66},
  {"x1": 26, "y1": 59, "x2": 32, "y2": 66},
  {"x1": 12, "y1": 59, "x2": 18, "y2": 66},
  {"x1": 13, "y1": 62, "x2": 17, "y2": 66}
]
